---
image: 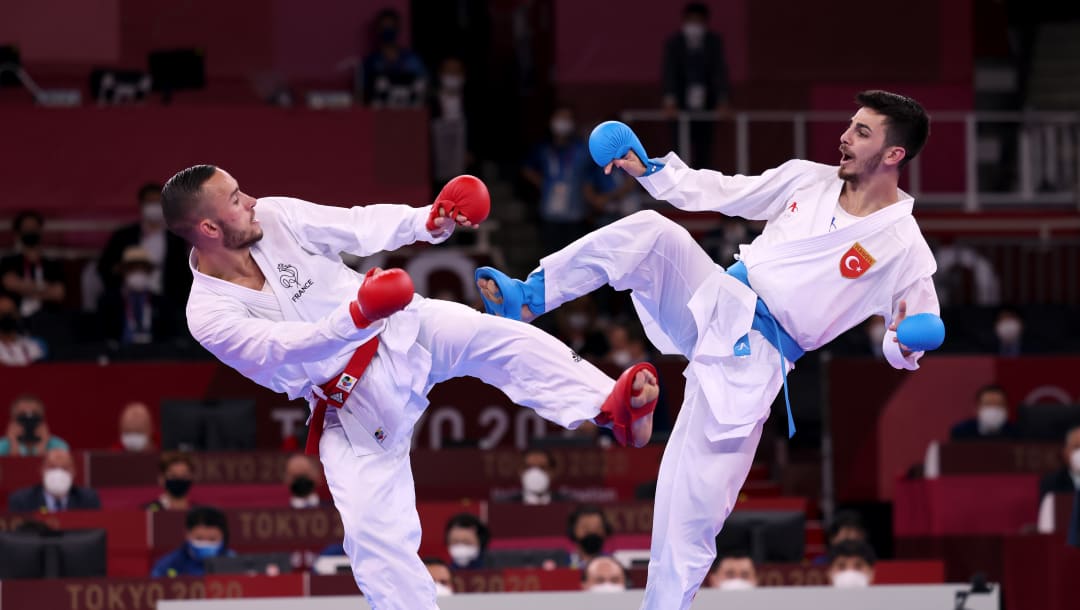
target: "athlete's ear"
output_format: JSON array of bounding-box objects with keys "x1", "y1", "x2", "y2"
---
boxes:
[
  {"x1": 197, "y1": 218, "x2": 220, "y2": 240},
  {"x1": 884, "y1": 145, "x2": 906, "y2": 168}
]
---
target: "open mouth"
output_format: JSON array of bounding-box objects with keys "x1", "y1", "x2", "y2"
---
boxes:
[{"x1": 839, "y1": 149, "x2": 854, "y2": 165}]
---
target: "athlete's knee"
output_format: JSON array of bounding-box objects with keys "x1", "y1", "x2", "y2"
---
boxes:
[{"x1": 641, "y1": 212, "x2": 695, "y2": 254}]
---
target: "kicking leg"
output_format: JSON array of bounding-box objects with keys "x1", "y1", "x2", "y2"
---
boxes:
[
  {"x1": 478, "y1": 210, "x2": 716, "y2": 356},
  {"x1": 416, "y1": 298, "x2": 658, "y2": 446}
]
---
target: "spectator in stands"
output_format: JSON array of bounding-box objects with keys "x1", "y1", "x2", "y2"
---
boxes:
[
  {"x1": 444, "y1": 513, "x2": 489, "y2": 570},
  {"x1": 424, "y1": 557, "x2": 454, "y2": 597},
  {"x1": 827, "y1": 540, "x2": 876, "y2": 588},
  {"x1": 814, "y1": 509, "x2": 869, "y2": 566},
  {"x1": 661, "y1": 2, "x2": 732, "y2": 169},
  {"x1": 97, "y1": 182, "x2": 190, "y2": 325},
  {"x1": 704, "y1": 550, "x2": 758, "y2": 590},
  {"x1": 360, "y1": 8, "x2": 428, "y2": 108},
  {"x1": 99, "y1": 246, "x2": 173, "y2": 345},
  {"x1": 993, "y1": 307, "x2": 1025, "y2": 356},
  {"x1": 864, "y1": 317, "x2": 888, "y2": 360},
  {"x1": 502, "y1": 447, "x2": 571, "y2": 505},
  {"x1": 604, "y1": 322, "x2": 650, "y2": 369},
  {"x1": 552, "y1": 296, "x2": 609, "y2": 361},
  {"x1": 0, "y1": 210, "x2": 66, "y2": 319},
  {"x1": 581, "y1": 555, "x2": 628, "y2": 593},
  {"x1": 950, "y1": 384, "x2": 1017, "y2": 440},
  {"x1": 113, "y1": 401, "x2": 156, "y2": 452},
  {"x1": 0, "y1": 293, "x2": 46, "y2": 366},
  {"x1": 429, "y1": 56, "x2": 477, "y2": 190},
  {"x1": 522, "y1": 104, "x2": 611, "y2": 252},
  {"x1": 567, "y1": 504, "x2": 614, "y2": 568},
  {"x1": 1039, "y1": 424, "x2": 1080, "y2": 502},
  {"x1": 146, "y1": 452, "x2": 195, "y2": 512},
  {"x1": 0, "y1": 394, "x2": 67, "y2": 455},
  {"x1": 284, "y1": 453, "x2": 326, "y2": 509},
  {"x1": 151, "y1": 506, "x2": 235, "y2": 577},
  {"x1": 8, "y1": 448, "x2": 100, "y2": 512}
]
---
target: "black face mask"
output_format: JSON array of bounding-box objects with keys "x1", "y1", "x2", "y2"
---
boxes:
[
  {"x1": 290, "y1": 475, "x2": 316, "y2": 498},
  {"x1": 19, "y1": 232, "x2": 41, "y2": 248},
  {"x1": 0, "y1": 315, "x2": 18, "y2": 333},
  {"x1": 164, "y1": 478, "x2": 193, "y2": 498},
  {"x1": 15, "y1": 413, "x2": 42, "y2": 444},
  {"x1": 578, "y1": 533, "x2": 605, "y2": 556}
]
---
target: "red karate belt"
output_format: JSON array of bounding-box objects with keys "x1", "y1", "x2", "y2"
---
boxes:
[{"x1": 304, "y1": 337, "x2": 379, "y2": 456}]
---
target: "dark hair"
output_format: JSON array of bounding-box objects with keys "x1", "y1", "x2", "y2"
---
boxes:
[
  {"x1": 375, "y1": 8, "x2": 400, "y2": 24},
  {"x1": 709, "y1": 549, "x2": 754, "y2": 574},
  {"x1": 423, "y1": 556, "x2": 450, "y2": 569},
  {"x1": 523, "y1": 446, "x2": 557, "y2": 468},
  {"x1": 828, "y1": 539, "x2": 876, "y2": 566},
  {"x1": 138, "y1": 182, "x2": 163, "y2": 204},
  {"x1": 566, "y1": 504, "x2": 614, "y2": 540},
  {"x1": 975, "y1": 384, "x2": 1007, "y2": 404},
  {"x1": 12, "y1": 210, "x2": 44, "y2": 233},
  {"x1": 683, "y1": 2, "x2": 709, "y2": 19},
  {"x1": 854, "y1": 90, "x2": 929, "y2": 169},
  {"x1": 160, "y1": 451, "x2": 195, "y2": 475},
  {"x1": 185, "y1": 506, "x2": 229, "y2": 542},
  {"x1": 162, "y1": 164, "x2": 218, "y2": 241},
  {"x1": 444, "y1": 513, "x2": 490, "y2": 550},
  {"x1": 826, "y1": 510, "x2": 867, "y2": 545}
]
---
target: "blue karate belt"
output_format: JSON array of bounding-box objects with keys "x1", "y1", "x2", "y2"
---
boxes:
[{"x1": 725, "y1": 261, "x2": 805, "y2": 438}]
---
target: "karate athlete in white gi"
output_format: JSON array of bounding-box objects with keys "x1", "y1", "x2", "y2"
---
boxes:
[
  {"x1": 160, "y1": 166, "x2": 659, "y2": 610},
  {"x1": 476, "y1": 90, "x2": 939, "y2": 608}
]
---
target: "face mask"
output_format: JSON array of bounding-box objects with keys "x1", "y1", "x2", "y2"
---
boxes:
[
  {"x1": 380, "y1": 27, "x2": 398, "y2": 44},
  {"x1": 289, "y1": 475, "x2": 316, "y2": 498},
  {"x1": 43, "y1": 468, "x2": 73, "y2": 497},
  {"x1": 682, "y1": 22, "x2": 706, "y2": 44},
  {"x1": 719, "y1": 578, "x2": 755, "y2": 591},
  {"x1": 165, "y1": 478, "x2": 193, "y2": 498},
  {"x1": 16, "y1": 413, "x2": 42, "y2": 443},
  {"x1": 189, "y1": 540, "x2": 223, "y2": 559},
  {"x1": 976, "y1": 405, "x2": 1008, "y2": 434},
  {"x1": 521, "y1": 467, "x2": 550, "y2": 495},
  {"x1": 1070, "y1": 448, "x2": 1080, "y2": 474},
  {"x1": 567, "y1": 312, "x2": 589, "y2": 331},
  {"x1": 19, "y1": 232, "x2": 41, "y2": 248},
  {"x1": 578, "y1": 533, "x2": 605, "y2": 556},
  {"x1": 434, "y1": 583, "x2": 453, "y2": 597},
  {"x1": 141, "y1": 202, "x2": 164, "y2": 224},
  {"x1": 832, "y1": 569, "x2": 870, "y2": 588},
  {"x1": 610, "y1": 350, "x2": 633, "y2": 368},
  {"x1": 125, "y1": 271, "x2": 152, "y2": 292},
  {"x1": 996, "y1": 319, "x2": 1022, "y2": 343},
  {"x1": 121, "y1": 432, "x2": 149, "y2": 451},
  {"x1": 589, "y1": 582, "x2": 625, "y2": 593},
  {"x1": 440, "y1": 74, "x2": 464, "y2": 91},
  {"x1": 550, "y1": 118, "x2": 574, "y2": 138},
  {"x1": 448, "y1": 543, "x2": 480, "y2": 566},
  {"x1": 0, "y1": 314, "x2": 19, "y2": 333},
  {"x1": 290, "y1": 495, "x2": 320, "y2": 509}
]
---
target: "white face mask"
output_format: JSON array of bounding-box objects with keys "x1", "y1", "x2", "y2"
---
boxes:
[
  {"x1": 589, "y1": 582, "x2": 625, "y2": 593},
  {"x1": 550, "y1": 118, "x2": 574, "y2": 137},
  {"x1": 567, "y1": 312, "x2": 589, "y2": 331},
  {"x1": 448, "y1": 543, "x2": 480, "y2": 566},
  {"x1": 433, "y1": 582, "x2": 454, "y2": 597},
  {"x1": 121, "y1": 432, "x2": 149, "y2": 451},
  {"x1": 719, "y1": 578, "x2": 755, "y2": 591},
  {"x1": 1069, "y1": 448, "x2": 1080, "y2": 474},
  {"x1": 44, "y1": 468, "x2": 74, "y2": 497},
  {"x1": 125, "y1": 271, "x2": 152, "y2": 292},
  {"x1": 976, "y1": 405, "x2": 1008, "y2": 434},
  {"x1": 142, "y1": 202, "x2": 165, "y2": 224},
  {"x1": 289, "y1": 495, "x2": 320, "y2": 509},
  {"x1": 610, "y1": 350, "x2": 633, "y2": 368},
  {"x1": 995, "y1": 318, "x2": 1022, "y2": 343},
  {"x1": 521, "y1": 467, "x2": 550, "y2": 495},
  {"x1": 832, "y1": 569, "x2": 871, "y2": 588},
  {"x1": 682, "y1": 22, "x2": 706, "y2": 44}
]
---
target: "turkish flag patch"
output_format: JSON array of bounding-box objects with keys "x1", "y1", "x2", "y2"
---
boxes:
[{"x1": 839, "y1": 242, "x2": 876, "y2": 279}]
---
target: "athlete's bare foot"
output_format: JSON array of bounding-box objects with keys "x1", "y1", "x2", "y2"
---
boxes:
[
  {"x1": 629, "y1": 369, "x2": 658, "y2": 448},
  {"x1": 476, "y1": 277, "x2": 535, "y2": 322}
]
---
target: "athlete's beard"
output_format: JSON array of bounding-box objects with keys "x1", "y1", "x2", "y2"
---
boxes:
[
  {"x1": 839, "y1": 149, "x2": 884, "y2": 183},
  {"x1": 221, "y1": 222, "x2": 264, "y2": 249}
]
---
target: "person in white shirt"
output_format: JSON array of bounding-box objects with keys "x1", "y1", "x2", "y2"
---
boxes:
[
  {"x1": 160, "y1": 166, "x2": 658, "y2": 610},
  {"x1": 477, "y1": 90, "x2": 939, "y2": 609}
]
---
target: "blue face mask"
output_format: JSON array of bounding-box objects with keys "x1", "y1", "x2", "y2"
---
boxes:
[{"x1": 189, "y1": 540, "x2": 223, "y2": 559}]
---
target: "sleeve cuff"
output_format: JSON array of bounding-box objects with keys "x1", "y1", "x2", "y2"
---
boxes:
[
  {"x1": 883, "y1": 329, "x2": 922, "y2": 371},
  {"x1": 415, "y1": 205, "x2": 453, "y2": 244},
  {"x1": 329, "y1": 300, "x2": 382, "y2": 342},
  {"x1": 637, "y1": 152, "x2": 687, "y2": 199}
]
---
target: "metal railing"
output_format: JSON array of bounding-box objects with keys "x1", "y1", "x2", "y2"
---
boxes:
[{"x1": 621, "y1": 109, "x2": 1080, "y2": 211}]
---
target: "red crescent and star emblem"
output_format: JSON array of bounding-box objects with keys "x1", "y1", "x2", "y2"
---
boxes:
[{"x1": 840, "y1": 242, "x2": 875, "y2": 279}]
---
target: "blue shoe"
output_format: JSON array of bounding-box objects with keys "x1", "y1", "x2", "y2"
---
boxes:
[{"x1": 474, "y1": 267, "x2": 546, "y2": 320}]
